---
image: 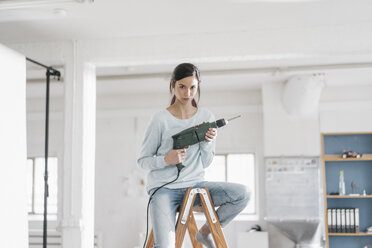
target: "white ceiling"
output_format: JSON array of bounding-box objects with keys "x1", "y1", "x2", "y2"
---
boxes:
[
  {"x1": 4, "y1": 0, "x2": 372, "y2": 97},
  {"x1": 1, "y1": 0, "x2": 372, "y2": 43}
]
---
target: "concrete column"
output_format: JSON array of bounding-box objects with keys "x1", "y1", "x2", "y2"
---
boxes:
[{"x1": 60, "y1": 41, "x2": 96, "y2": 248}]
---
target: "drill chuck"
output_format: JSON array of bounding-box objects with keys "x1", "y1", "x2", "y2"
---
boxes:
[
  {"x1": 216, "y1": 115, "x2": 241, "y2": 128},
  {"x1": 215, "y1": 118, "x2": 227, "y2": 128}
]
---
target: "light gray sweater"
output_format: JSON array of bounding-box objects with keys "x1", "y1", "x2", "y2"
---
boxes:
[{"x1": 137, "y1": 108, "x2": 216, "y2": 193}]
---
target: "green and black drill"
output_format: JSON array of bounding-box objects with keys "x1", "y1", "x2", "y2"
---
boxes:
[{"x1": 172, "y1": 115, "x2": 241, "y2": 171}]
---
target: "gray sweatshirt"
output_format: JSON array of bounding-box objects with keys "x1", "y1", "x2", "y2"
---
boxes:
[{"x1": 137, "y1": 108, "x2": 216, "y2": 193}]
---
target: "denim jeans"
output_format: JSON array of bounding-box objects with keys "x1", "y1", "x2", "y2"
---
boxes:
[{"x1": 149, "y1": 181, "x2": 250, "y2": 248}]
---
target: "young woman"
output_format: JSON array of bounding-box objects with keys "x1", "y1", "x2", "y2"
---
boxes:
[{"x1": 137, "y1": 63, "x2": 250, "y2": 248}]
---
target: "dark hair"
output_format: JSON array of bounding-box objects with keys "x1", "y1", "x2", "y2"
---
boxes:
[{"x1": 169, "y1": 63, "x2": 201, "y2": 107}]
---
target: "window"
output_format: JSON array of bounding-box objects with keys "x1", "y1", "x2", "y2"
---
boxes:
[
  {"x1": 27, "y1": 157, "x2": 58, "y2": 215},
  {"x1": 205, "y1": 153, "x2": 256, "y2": 215}
]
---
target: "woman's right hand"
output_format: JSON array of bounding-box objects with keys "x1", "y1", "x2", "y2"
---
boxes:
[{"x1": 164, "y1": 149, "x2": 186, "y2": 165}]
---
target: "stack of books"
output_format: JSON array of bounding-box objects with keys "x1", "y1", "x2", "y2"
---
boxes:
[{"x1": 327, "y1": 208, "x2": 360, "y2": 233}]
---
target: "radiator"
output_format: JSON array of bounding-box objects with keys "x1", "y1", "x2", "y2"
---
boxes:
[{"x1": 29, "y1": 230, "x2": 101, "y2": 248}]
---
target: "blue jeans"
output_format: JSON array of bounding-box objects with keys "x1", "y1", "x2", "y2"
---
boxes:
[{"x1": 149, "y1": 181, "x2": 250, "y2": 248}]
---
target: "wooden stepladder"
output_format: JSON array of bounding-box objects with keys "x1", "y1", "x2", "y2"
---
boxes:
[{"x1": 146, "y1": 187, "x2": 228, "y2": 248}]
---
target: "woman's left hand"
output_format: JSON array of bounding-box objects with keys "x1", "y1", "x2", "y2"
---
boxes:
[{"x1": 205, "y1": 128, "x2": 217, "y2": 142}]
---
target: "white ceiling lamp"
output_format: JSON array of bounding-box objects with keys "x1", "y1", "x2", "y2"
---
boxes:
[
  {"x1": 0, "y1": 0, "x2": 93, "y2": 10},
  {"x1": 282, "y1": 73, "x2": 325, "y2": 117}
]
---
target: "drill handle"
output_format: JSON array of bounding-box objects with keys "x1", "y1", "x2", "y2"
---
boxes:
[{"x1": 171, "y1": 136, "x2": 186, "y2": 171}]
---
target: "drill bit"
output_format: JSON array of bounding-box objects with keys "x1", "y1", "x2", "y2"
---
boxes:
[{"x1": 227, "y1": 115, "x2": 241, "y2": 122}]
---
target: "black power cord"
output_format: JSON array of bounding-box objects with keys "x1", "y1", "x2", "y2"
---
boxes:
[{"x1": 142, "y1": 167, "x2": 182, "y2": 248}]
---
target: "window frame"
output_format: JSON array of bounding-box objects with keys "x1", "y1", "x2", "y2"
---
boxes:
[
  {"x1": 27, "y1": 156, "x2": 59, "y2": 220},
  {"x1": 197, "y1": 152, "x2": 259, "y2": 221},
  {"x1": 28, "y1": 157, "x2": 36, "y2": 215}
]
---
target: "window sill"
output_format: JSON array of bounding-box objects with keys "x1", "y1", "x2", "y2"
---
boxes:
[{"x1": 28, "y1": 214, "x2": 57, "y2": 221}]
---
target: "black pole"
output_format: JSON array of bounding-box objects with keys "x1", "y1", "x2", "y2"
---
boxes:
[
  {"x1": 26, "y1": 57, "x2": 51, "y2": 70},
  {"x1": 43, "y1": 70, "x2": 51, "y2": 248},
  {"x1": 26, "y1": 57, "x2": 60, "y2": 248}
]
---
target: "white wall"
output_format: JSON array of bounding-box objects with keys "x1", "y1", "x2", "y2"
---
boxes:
[
  {"x1": 94, "y1": 112, "x2": 147, "y2": 248},
  {"x1": 262, "y1": 81, "x2": 321, "y2": 157},
  {"x1": 320, "y1": 85, "x2": 372, "y2": 132},
  {"x1": 0, "y1": 44, "x2": 28, "y2": 248}
]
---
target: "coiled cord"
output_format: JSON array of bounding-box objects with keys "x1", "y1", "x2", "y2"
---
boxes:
[{"x1": 142, "y1": 168, "x2": 182, "y2": 248}]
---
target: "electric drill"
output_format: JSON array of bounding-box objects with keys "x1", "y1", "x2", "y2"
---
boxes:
[{"x1": 172, "y1": 115, "x2": 241, "y2": 171}]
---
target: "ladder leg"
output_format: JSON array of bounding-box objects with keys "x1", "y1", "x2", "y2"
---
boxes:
[
  {"x1": 175, "y1": 188, "x2": 197, "y2": 248},
  {"x1": 187, "y1": 212, "x2": 202, "y2": 248},
  {"x1": 145, "y1": 229, "x2": 154, "y2": 248},
  {"x1": 199, "y1": 187, "x2": 228, "y2": 248}
]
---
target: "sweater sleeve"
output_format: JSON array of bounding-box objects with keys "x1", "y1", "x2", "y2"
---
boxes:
[
  {"x1": 199, "y1": 110, "x2": 216, "y2": 168},
  {"x1": 137, "y1": 115, "x2": 168, "y2": 170}
]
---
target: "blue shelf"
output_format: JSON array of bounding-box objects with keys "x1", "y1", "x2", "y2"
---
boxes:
[
  {"x1": 327, "y1": 198, "x2": 372, "y2": 231},
  {"x1": 324, "y1": 134, "x2": 372, "y2": 155},
  {"x1": 325, "y1": 161, "x2": 372, "y2": 195},
  {"x1": 329, "y1": 236, "x2": 372, "y2": 248}
]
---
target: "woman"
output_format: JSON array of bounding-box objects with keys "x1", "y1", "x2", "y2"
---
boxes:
[{"x1": 137, "y1": 63, "x2": 250, "y2": 248}]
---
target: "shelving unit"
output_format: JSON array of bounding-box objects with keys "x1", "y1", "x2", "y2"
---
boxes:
[{"x1": 321, "y1": 132, "x2": 372, "y2": 248}]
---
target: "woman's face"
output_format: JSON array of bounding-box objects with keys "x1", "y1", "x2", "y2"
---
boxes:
[{"x1": 173, "y1": 76, "x2": 198, "y2": 105}]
